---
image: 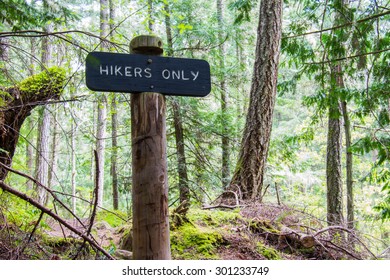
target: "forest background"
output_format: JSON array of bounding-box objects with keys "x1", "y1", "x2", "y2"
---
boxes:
[{"x1": 0, "y1": 0, "x2": 389, "y2": 259}]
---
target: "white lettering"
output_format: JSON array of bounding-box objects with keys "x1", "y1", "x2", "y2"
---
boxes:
[
  {"x1": 172, "y1": 70, "x2": 180, "y2": 80},
  {"x1": 162, "y1": 69, "x2": 170, "y2": 79},
  {"x1": 100, "y1": 65, "x2": 109, "y2": 75},
  {"x1": 181, "y1": 70, "x2": 189, "y2": 80},
  {"x1": 134, "y1": 67, "x2": 142, "y2": 77},
  {"x1": 125, "y1": 67, "x2": 132, "y2": 77},
  {"x1": 115, "y1": 66, "x2": 123, "y2": 76},
  {"x1": 144, "y1": 68, "x2": 152, "y2": 78},
  {"x1": 191, "y1": 71, "x2": 199, "y2": 81}
]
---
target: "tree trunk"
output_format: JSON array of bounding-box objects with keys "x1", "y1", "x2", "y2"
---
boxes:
[
  {"x1": 48, "y1": 106, "x2": 58, "y2": 189},
  {"x1": 109, "y1": 0, "x2": 119, "y2": 210},
  {"x1": 34, "y1": 21, "x2": 53, "y2": 204},
  {"x1": 342, "y1": 100, "x2": 354, "y2": 229},
  {"x1": 147, "y1": 0, "x2": 154, "y2": 33},
  {"x1": 25, "y1": 117, "x2": 34, "y2": 190},
  {"x1": 95, "y1": 0, "x2": 109, "y2": 207},
  {"x1": 164, "y1": 2, "x2": 190, "y2": 205},
  {"x1": 326, "y1": 64, "x2": 344, "y2": 226},
  {"x1": 217, "y1": 0, "x2": 230, "y2": 189},
  {"x1": 130, "y1": 35, "x2": 171, "y2": 260},
  {"x1": 172, "y1": 99, "x2": 190, "y2": 204},
  {"x1": 35, "y1": 107, "x2": 51, "y2": 204},
  {"x1": 26, "y1": 38, "x2": 36, "y2": 190},
  {"x1": 71, "y1": 119, "x2": 77, "y2": 214},
  {"x1": 229, "y1": 0, "x2": 282, "y2": 200},
  {"x1": 110, "y1": 94, "x2": 119, "y2": 210},
  {"x1": 96, "y1": 95, "x2": 107, "y2": 207}
]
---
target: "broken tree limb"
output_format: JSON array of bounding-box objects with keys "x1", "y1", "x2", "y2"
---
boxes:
[
  {"x1": 0, "y1": 181, "x2": 114, "y2": 260},
  {"x1": 0, "y1": 67, "x2": 66, "y2": 180}
]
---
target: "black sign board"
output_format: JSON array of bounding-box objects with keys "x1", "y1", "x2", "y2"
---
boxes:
[{"x1": 86, "y1": 52, "x2": 211, "y2": 97}]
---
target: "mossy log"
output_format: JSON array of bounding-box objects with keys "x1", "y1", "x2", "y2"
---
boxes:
[{"x1": 0, "y1": 67, "x2": 65, "y2": 179}]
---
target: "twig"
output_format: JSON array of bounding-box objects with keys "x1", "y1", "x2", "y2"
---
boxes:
[
  {"x1": 275, "y1": 183, "x2": 281, "y2": 205},
  {"x1": 0, "y1": 181, "x2": 114, "y2": 260}
]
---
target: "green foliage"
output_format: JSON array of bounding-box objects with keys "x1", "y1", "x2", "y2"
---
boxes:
[
  {"x1": 171, "y1": 223, "x2": 223, "y2": 259},
  {"x1": 228, "y1": 0, "x2": 257, "y2": 24},
  {"x1": 0, "y1": 190, "x2": 43, "y2": 231},
  {"x1": 0, "y1": 0, "x2": 79, "y2": 30}
]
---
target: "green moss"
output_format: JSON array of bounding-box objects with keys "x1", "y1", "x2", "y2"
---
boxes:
[
  {"x1": 96, "y1": 210, "x2": 128, "y2": 228},
  {"x1": 171, "y1": 223, "x2": 223, "y2": 260},
  {"x1": 0, "y1": 90, "x2": 12, "y2": 106},
  {"x1": 43, "y1": 235, "x2": 91, "y2": 259},
  {"x1": 187, "y1": 208, "x2": 242, "y2": 227},
  {"x1": 19, "y1": 67, "x2": 66, "y2": 96},
  {"x1": 256, "y1": 242, "x2": 281, "y2": 260},
  {"x1": 248, "y1": 219, "x2": 280, "y2": 234}
]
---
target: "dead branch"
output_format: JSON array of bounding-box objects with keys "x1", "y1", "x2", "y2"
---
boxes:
[
  {"x1": 0, "y1": 181, "x2": 114, "y2": 260},
  {"x1": 0, "y1": 162, "x2": 87, "y2": 231},
  {"x1": 202, "y1": 204, "x2": 241, "y2": 210}
]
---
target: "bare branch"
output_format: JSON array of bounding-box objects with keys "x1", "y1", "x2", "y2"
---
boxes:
[{"x1": 0, "y1": 181, "x2": 114, "y2": 260}]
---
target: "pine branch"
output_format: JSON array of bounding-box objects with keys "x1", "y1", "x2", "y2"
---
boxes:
[
  {"x1": 307, "y1": 48, "x2": 390, "y2": 64},
  {"x1": 284, "y1": 10, "x2": 390, "y2": 39}
]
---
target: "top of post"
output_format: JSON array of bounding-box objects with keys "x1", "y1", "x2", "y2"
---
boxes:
[{"x1": 130, "y1": 35, "x2": 163, "y2": 55}]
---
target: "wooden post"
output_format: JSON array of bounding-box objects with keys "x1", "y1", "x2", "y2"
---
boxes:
[{"x1": 130, "y1": 35, "x2": 171, "y2": 260}]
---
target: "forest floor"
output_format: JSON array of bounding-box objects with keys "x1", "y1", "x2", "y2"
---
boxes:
[{"x1": 0, "y1": 201, "x2": 387, "y2": 260}]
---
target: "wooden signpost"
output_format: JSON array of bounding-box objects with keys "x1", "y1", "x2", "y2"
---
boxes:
[{"x1": 85, "y1": 35, "x2": 210, "y2": 260}]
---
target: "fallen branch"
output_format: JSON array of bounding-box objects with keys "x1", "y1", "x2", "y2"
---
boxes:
[
  {"x1": 0, "y1": 181, "x2": 114, "y2": 260},
  {"x1": 202, "y1": 204, "x2": 242, "y2": 210},
  {"x1": 0, "y1": 162, "x2": 87, "y2": 232}
]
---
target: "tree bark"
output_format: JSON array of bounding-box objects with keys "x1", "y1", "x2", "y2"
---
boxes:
[
  {"x1": 26, "y1": 38, "x2": 36, "y2": 190},
  {"x1": 229, "y1": 0, "x2": 282, "y2": 200},
  {"x1": 342, "y1": 101, "x2": 353, "y2": 228},
  {"x1": 130, "y1": 35, "x2": 171, "y2": 260},
  {"x1": 35, "y1": 107, "x2": 51, "y2": 204},
  {"x1": 109, "y1": 0, "x2": 119, "y2": 210},
  {"x1": 110, "y1": 94, "x2": 119, "y2": 210},
  {"x1": 217, "y1": 0, "x2": 230, "y2": 189},
  {"x1": 96, "y1": 95, "x2": 107, "y2": 207},
  {"x1": 326, "y1": 64, "x2": 344, "y2": 226},
  {"x1": 95, "y1": 0, "x2": 109, "y2": 207},
  {"x1": 164, "y1": 2, "x2": 190, "y2": 205},
  {"x1": 34, "y1": 21, "x2": 53, "y2": 204},
  {"x1": 172, "y1": 99, "x2": 190, "y2": 204},
  {"x1": 71, "y1": 119, "x2": 77, "y2": 214},
  {"x1": 48, "y1": 106, "x2": 58, "y2": 189}
]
